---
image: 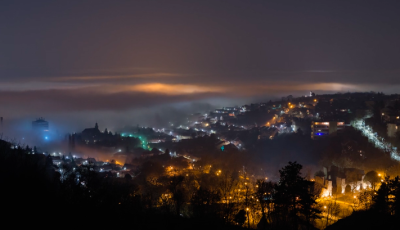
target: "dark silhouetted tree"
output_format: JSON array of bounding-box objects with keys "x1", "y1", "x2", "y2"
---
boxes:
[
  {"x1": 124, "y1": 173, "x2": 132, "y2": 180},
  {"x1": 234, "y1": 209, "x2": 246, "y2": 226},
  {"x1": 372, "y1": 177, "x2": 390, "y2": 214},
  {"x1": 273, "y1": 161, "x2": 320, "y2": 229},
  {"x1": 191, "y1": 186, "x2": 220, "y2": 218},
  {"x1": 297, "y1": 128, "x2": 303, "y2": 136},
  {"x1": 169, "y1": 175, "x2": 185, "y2": 216},
  {"x1": 255, "y1": 179, "x2": 275, "y2": 229},
  {"x1": 364, "y1": 171, "x2": 380, "y2": 190}
]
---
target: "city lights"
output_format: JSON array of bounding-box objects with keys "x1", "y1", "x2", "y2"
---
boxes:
[{"x1": 2, "y1": 2, "x2": 399, "y2": 229}]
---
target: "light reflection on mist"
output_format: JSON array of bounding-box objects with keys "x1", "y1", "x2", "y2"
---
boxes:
[
  {"x1": 128, "y1": 83, "x2": 223, "y2": 95},
  {"x1": 72, "y1": 145, "x2": 128, "y2": 165},
  {"x1": 0, "y1": 101, "x2": 226, "y2": 151}
]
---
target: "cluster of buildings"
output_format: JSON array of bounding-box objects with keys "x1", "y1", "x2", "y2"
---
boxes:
[
  {"x1": 49, "y1": 152, "x2": 137, "y2": 179},
  {"x1": 380, "y1": 102, "x2": 400, "y2": 138},
  {"x1": 315, "y1": 165, "x2": 369, "y2": 197},
  {"x1": 35, "y1": 92, "x2": 391, "y2": 159},
  {"x1": 160, "y1": 92, "x2": 358, "y2": 149}
]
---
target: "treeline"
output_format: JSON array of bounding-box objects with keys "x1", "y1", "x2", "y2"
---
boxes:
[{"x1": 1, "y1": 139, "x2": 325, "y2": 229}]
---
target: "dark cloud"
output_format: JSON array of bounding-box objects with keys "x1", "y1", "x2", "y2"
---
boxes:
[
  {"x1": 0, "y1": 88, "x2": 221, "y2": 114},
  {"x1": 1, "y1": 0, "x2": 400, "y2": 126}
]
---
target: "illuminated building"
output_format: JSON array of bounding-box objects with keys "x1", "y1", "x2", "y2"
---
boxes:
[
  {"x1": 387, "y1": 123, "x2": 398, "y2": 137},
  {"x1": 380, "y1": 107, "x2": 400, "y2": 124},
  {"x1": 315, "y1": 166, "x2": 366, "y2": 196},
  {"x1": 32, "y1": 117, "x2": 49, "y2": 132},
  {"x1": 311, "y1": 121, "x2": 344, "y2": 139},
  {"x1": 81, "y1": 122, "x2": 101, "y2": 142}
]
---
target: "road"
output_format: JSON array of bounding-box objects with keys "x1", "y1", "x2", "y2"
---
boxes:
[{"x1": 352, "y1": 116, "x2": 400, "y2": 162}]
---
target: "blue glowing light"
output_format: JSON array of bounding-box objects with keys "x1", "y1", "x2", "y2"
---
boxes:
[{"x1": 45, "y1": 136, "x2": 49, "y2": 140}]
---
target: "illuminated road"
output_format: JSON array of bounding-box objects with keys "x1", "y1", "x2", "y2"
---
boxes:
[{"x1": 352, "y1": 116, "x2": 400, "y2": 161}]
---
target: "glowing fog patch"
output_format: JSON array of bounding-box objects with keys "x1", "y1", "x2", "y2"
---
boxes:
[{"x1": 128, "y1": 83, "x2": 222, "y2": 95}]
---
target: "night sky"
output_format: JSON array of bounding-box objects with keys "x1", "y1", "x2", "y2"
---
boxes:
[{"x1": 1, "y1": 1, "x2": 400, "y2": 129}]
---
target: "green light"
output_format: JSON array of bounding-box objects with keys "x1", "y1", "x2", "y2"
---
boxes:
[{"x1": 129, "y1": 134, "x2": 133, "y2": 137}]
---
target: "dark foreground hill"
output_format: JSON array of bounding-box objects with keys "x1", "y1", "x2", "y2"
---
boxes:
[{"x1": 0, "y1": 140, "x2": 244, "y2": 229}]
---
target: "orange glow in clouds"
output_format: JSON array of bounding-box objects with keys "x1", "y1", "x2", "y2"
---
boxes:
[{"x1": 128, "y1": 83, "x2": 222, "y2": 95}]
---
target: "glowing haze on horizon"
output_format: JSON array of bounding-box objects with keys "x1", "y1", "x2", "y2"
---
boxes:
[{"x1": 1, "y1": 0, "x2": 400, "y2": 131}]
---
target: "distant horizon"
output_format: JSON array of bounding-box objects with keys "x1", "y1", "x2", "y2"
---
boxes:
[
  {"x1": 0, "y1": 90, "x2": 388, "y2": 147},
  {"x1": 2, "y1": 1, "x2": 400, "y2": 129}
]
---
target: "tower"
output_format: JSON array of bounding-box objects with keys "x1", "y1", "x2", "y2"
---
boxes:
[{"x1": 32, "y1": 117, "x2": 49, "y2": 132}]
